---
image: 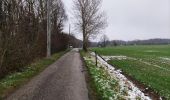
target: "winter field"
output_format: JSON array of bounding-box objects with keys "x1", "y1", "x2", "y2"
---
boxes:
[{"x1": 92, "y1": 45, "x2": 170, "y2": 99}]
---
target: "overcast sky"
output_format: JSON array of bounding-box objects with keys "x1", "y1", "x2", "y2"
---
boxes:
[{"x1": 63, "y1": 0, "x2": 170, "y2": 41}]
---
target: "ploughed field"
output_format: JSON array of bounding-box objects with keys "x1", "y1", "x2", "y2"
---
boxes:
[{"x1": 92, "y1": 45, "x2": 170, "y2": 99}]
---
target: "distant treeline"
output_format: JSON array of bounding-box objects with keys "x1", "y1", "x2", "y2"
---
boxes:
[{"x1": 90, "y1": 38, "x2": 170, "y2": 47}]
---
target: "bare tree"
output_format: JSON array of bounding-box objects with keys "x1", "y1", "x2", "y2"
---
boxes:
[
  {"x1": 100, "y1": 34, "x2": 109, "y2": 47},
  {"x1": 73, "y1": 0, "x2": 107, "y2": 51},
  {"x1": 51, "y1": 0, "x2": 67, "y2": 34}
]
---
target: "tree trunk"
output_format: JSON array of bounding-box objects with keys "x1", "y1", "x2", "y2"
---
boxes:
[
  {"x1": 83, "y1": 37, "x2": 87, "y2": 52},
  {"x1": 83, "y1": 43, "x2": 87, "y2": 52},
  {"x1": 82, "y1": 21, "x2": 87, "y2": 52}
]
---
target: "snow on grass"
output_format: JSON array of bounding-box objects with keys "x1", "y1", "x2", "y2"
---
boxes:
[
  {"x1": 139, "y1": 60, "x2": 170, "y2": 72},
  {"x1": 90, "y1": 52, "x2": 152, "y2": 100},
  {"x1": 102, "y1": 56, "x2": 128, "y2": 61},
  {"x1": 102, "y1": 55, "x2": 170, "y2": 72},
  {"x1": 160, "y1": 57, "x2": 170, "y2": 61},
  {"x1": 84, "y1": 57, "x2": 125, "y2": 100},
  {"x1": 144, "y1": 50, "x2": 159, "y2": 53},
  {"x1": 102, "y1": 55, "x2": 137, "y2": 61}
]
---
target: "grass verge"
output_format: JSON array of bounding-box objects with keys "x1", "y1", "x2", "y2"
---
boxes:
[
  {"x1": 80, "y1": 51, "x2": 124, "y2": 100},
  {"x1": 80, "y1": 51, "x2": 99, "y2": 100},
  {"x1": 0, "y1": 50, "x2": 69, "y2": 99}
]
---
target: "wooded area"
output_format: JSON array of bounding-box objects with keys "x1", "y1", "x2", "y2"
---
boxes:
[{"x1": 0, "y1": 0, "x2": 69, "y2": 78}]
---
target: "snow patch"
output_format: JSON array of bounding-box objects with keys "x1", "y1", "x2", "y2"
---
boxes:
[
  {"x1": 139, "y1": 59, "x2": 170, "y2": 72},
  {"x1": 101, "y1": 55, "x2": 170, "y2": 72},
  {"x1": 90, "y1": 52, "x2": 152, "y2": 100},
  {"x1": 102, "y1": 56, "x2": 128, "y2": 61},
  {"x1": 160, "y1": 57, "x2": 170, "y2": 61},
  {"x1": 144, "y1": 50, "x2": 159, "y2": 53}
]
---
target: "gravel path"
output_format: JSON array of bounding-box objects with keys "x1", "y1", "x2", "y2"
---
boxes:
[{"x1": 6, "y1": 49, "x2": 89, "y2": 100}]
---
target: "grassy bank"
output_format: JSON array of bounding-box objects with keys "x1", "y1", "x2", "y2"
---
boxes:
[
  {"x1": 80, "y1": 51, "x2": 125, "y2": 100},
  {"x1": 0, "y1": 50, "x2": 69, "y2": 99},
  {"x1": 92, "y1": 45, "x2": 170, "y2": 99}
]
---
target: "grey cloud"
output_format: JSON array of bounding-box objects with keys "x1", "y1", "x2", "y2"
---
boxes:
[{"x1": 63, "y1": 0, "x2": 170, "y2": 41}]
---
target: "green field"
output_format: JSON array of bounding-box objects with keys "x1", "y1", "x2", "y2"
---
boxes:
[{"x1": 92, "y1": 45, "x2": 170, "y2": 99}]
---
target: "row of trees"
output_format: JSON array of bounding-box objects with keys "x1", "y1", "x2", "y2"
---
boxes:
[
  {"x1": 0, "y1": 0, "x2": 68, "y2": 78},
  {"x1": 94, "y1": 38, "x2": 170, "y2": 47}
]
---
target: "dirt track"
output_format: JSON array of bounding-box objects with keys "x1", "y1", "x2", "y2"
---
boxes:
[{"x1": 6, "y1": 49, "x2": 89, "y2": 100}]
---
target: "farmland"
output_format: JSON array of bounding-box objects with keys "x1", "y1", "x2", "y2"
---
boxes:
[{"x1": 92, "y1": 45, "x2": 170, "y2": 99}]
